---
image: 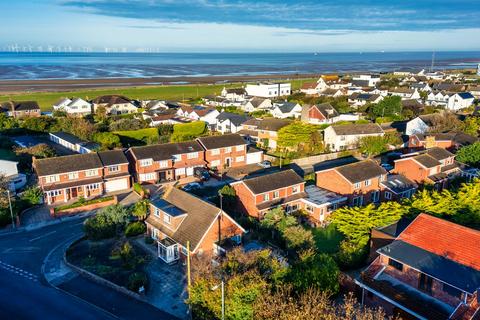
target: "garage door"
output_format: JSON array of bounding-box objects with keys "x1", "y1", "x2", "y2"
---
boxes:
[
  {"x1": 186, "y1": 167, "x2": 194, "y2": 176},
  {"x1": 246, "y1": 151, "x2": 262, "y2": 165},
  {"x1": 105, "y1": 179, "x2": 128, "y2": 193}
]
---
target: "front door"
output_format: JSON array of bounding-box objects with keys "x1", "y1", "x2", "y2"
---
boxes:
[
  {"x1": 71, "y1": 188, "x2": 78, "y2": 198},
  {"x1": 158, "y1": 171, "x2": 167, "y2": 182},
  {"x1": 225, "y1": 158, "x2": 231, "y2": 168}
]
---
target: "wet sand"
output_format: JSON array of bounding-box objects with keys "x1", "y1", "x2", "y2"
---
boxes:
[{"x1": 0, "y1": 73, "x2": 319, "y2": 93}]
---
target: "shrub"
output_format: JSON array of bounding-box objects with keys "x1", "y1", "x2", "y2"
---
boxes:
[
  {"x1": 127, "y1": 272, "x2": 149, "y2": 293},
  {"x1": 170, "y1": 121, "x2": 207, "y2": 142},
  {"x1": 336, "y1": 240, "x2": 369, "y2": 270},
  {"x1": 83, "y1": 204, "x2": 130, "y2": 240},
  {"x1": 20, "y1": 186, "x2": 43, "y2": 205},
  {"x1": 125, "y1": 221, "x2": 147, "y2": 237}
]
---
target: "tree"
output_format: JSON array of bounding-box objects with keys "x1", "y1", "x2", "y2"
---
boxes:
[
  {"x1": 109, "y1": 118, "x2": 148, "y2": 131},
  {"x1": 0, "y1": 175, "x2": 10, "y2": 209},
  {"x1": 20, "y1": 186, "x2": 43, "y2": 205},
  {"x1": 369, "y1": 96, "x2": 403, "y2": 120},
  {"x1": 93, "y1": 132, "x2": 122, "y2": 150},
  {"x1": 94, "y1": 105, "x2": 108, "y2": 123},
  {"x1": 0, "y1": 113, "x2": 18, "y2": 130},
  {"x1": 277, "y1": 122, "x2": 320, "y2": 150},
  {"x1": 20, "y1": 116, "x2": 56, "y2": 132},
  {"x1": 282, "y1": 225, "x2": 314, "y2": 252},
  {"x1": 84, "y1": 204, "x2": 130, "y2": 240},
  {"x1": 261, "y1": 207, "x2": 297, "y2": 233},
  {"x1": 14, "y1": 143, "x2": 56, "y2": 160},
  {"x1": 462, "y1": 117, "x2": 480, "y2": 136},
  {"x1": 456, "y1": 142, "x2": 480, "y2": 167},
  {"x1": 131, "y1": 199, "x2": 149, "y2": 220},
  {"x1": 358, "y1": 133, "x2": 401, "y2": 157}
]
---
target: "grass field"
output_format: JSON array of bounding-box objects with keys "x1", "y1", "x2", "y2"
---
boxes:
[{"x1": 0, "y1": 78, "x2": 314, "y2": 111}]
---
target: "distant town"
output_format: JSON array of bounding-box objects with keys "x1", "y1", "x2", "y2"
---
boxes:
[{"x1": 1, "y1": 65, "x2": 480, "y2": 320}]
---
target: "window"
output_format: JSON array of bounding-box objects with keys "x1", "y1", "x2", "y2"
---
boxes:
[
  {"x1": 224, "y1": 147, "x2": 232, "y2": 153},
  {"x1": 263, "y1": 194, "x2": 270, "y2": 202},
  {"x1": 236, "y1": 145, "x2": 244, "y2": 152},
  {"x1": 45, "y1": 175, "x2": 60, "y2": 183},
  {"x1": 385, "y1": 191, "x2": 392, "y2": 200},
  {"x1": 154, "y1": 208, "x2": 160, "y2": 217},
  {"x1": 87, "y1": 183, "x2": 100, "y2": 190},
  {"x1": 181, "y1": 246, "x2": 188, "y2": 255},
  {"x1": 163, "y1": 213, "x2": 171, "y2": 225},
  {"x1": 340, "y1": 135, "x2": 346, "y2": 141},
  {"x1": 187, "y1": 152, "x2": 198, "y2": 159},
  {"x1": 48, "y1": 190, "x2": 61, "y2": 197},
  {"x1": 108, "y1": 165, "x2": 119, "y2": 173},
  {"x1": 139, "y1": 159, "x2": 153, "y2": 167},
  {"x1": 364, "y1": 179, "x2": 371, "y2": 186},
  {"x1": 211, "y1": 149, "x2": 220, "y2": 155},
  {"x1": 388, "y1": 259, "x2": 403, "y2": 271},
  {"x1": 173, "y1": 154, "x2": 182, "y2": 162},
  {"x1": 273, "y1": 191, "x2": 279, "y2": 199},
  {"x1": 354, "y1": 182, "x2": 361, "y2": 189},
  {"x1": 236, "y1": 156, "x2": 244, "y2": 162},
  {"x1": 442, "y1": 283, "x2": 462, "y2": 299},
  {"x1": 305, "y1": 205, "x2": 314, "y2": 213},
  {"x1": 159, "y1": 160, "x2": 169, "y2": 168},
  {"x1": 68, "y1": 172, "x2": 79, "y2": 180},
  {"x1": 352, "y1": 196, "x2": 363, "y2": 207},
  {"x1": 292, "y1": 185, "x2": 300, "y2": 194},
  {"x1": 140, "y1": 173, "x2": 156, "y2": 181},
  {"x1": 85, "y1": 169, "x2": 98, "y2": 177},
  {"x1": 371, "y1": 190, "x2": 380, "y2": 203}
]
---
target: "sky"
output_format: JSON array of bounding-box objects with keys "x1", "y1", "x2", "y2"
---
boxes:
[{"x1": 1, "y1": 0, "x2": 480, "y2": 52}]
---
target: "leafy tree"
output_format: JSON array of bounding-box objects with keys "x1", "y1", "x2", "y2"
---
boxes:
[
  {"x1": 456, "y1": 142, "x2": 480, "y2": 167},
  {"x1": 261, "y1": 207, "x2": 297, "y2": 234},
  {"x1": 20, "y1": 116, "x2": 56, "y2": 132},
  {"x1": 282, "y1": 225, "x2": 314, "y2": 252},
  {"x1": 109, "y1": 118, "x2": 149, "y2": 131},
  {"x1": 419, "y1": 90, "x2": 429, "y2": 102},
  {"x1": 462, "y1": 117, "x2": 480, "y2": 136},
  {"x1": 0, "y1": 113, "x2": 18, "y2": 130},
  {"x1": 277, "y1": 122, "x2": 320, "y2": 150},
  {"x1": 94, "y1": 105, "x2": 108, "y2": 123},
  {"x1": 358, "y1": 133, "x2": 401, "y2": 157},
  {"x1": 20, "y1": 186, "x2": 43, "y2": 205},
  {"x1": 0, "y1": 175, "x2": 11, "y2": 209},
  {"x1": 337, "y1": 240, "x2": 369, "y2": 269},
  {"x1": 131, "y1": 199, "x2": 149, "y2": 220},
  {"x1": 84, "y1": 204, "x2": 130, "y2": 240},
  {"x1": 93, "y1": 132, "x2": 122, "y2": 150},
  {"x1": 369, "y1": 96, "x2": 403, "y2": 120}
]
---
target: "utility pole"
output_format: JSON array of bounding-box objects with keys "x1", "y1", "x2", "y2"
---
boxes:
[{"x1": 7, "y1": 190, "x2": 15, "y2": 229}]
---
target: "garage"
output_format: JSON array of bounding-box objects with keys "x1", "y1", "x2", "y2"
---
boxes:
[
  {"x1": 105, "y1": 178, "x2": 129, "y2": 193},
  {"x1": 186, "y1": 167, "x2": 194, "y2": 176},
  {"x1": 246, "y1": 150, "x2": 263, "y2": 165}
]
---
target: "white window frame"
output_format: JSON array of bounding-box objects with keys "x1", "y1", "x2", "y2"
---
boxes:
[
  {"x1": 273, "y1": 190, "x2": 279, "y2": 199},
  {"x1": 263, "y1": 194, "x2": 270, "y2": 202},
  {"x1": 139, "y1": 159, "x2": 153, "y2": 167},
  {"x1": 108, "y1": 165, "x2": 119, "y2": 173},
  {"x1": 163, "y1": 213, "x2": 171, "y2": 225},
  {"x1": 236, "y1": 156, "x2": 244, "y2": 162},
  {"x1": 172, "y1": 154, "x2": 182, "y2": 162},
  {"x1": 371, "y1": 190, "x2": 380, "y2": 202},
  {"x1": 385, "y1": 191, "x2": 392, "y2": 200},
  {"x1": 68, "y1": 172, "x2": 79, "y2": 180},
  {"x1": 211, "y1": 160, "x2": 220, "y2": 167},
  {"x1": 236, "y1": 145, "x2": 244, "y2": 152},
  {"x1": 85, "y1": 169, "x2": 98, "y2": 177},
  {"x1": 364, "y1": 179, "x2": 371, "y2": 187},
  {"x1": 352, "y1": 196, "x2": 363, "y2": 207},
  {"x1": 159, "y1": 160, "x2": 169, "y2": 168},
  {"x1": 292, "y1": 185, "x2": 300, "y2": 194},
  {"x1": 354, "y1": 182, "x2": 361, "y2": 189},
  {"x1": 187, "y1": 152, "x2": 198, "y2": 159},
  {"x1": 211, "y1": 149, "x2": 220, "y2": 155},
  {"x1": 224, "y1": 147, "x2": 232, "y2": 153},
  {"x1": 45, "y1": 175, "x2": 60, "y2": 183}
]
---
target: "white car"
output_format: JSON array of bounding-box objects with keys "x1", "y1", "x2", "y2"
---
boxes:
[{"x1": 258, "y1": 160, "x2": 272, "y2": 169}]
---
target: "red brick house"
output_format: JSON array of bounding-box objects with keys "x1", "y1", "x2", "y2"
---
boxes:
[
  {"x1": 357, "y1": 214, "x2": 480, "y2": 320},
  {"x1": 315, "y1": 160, "x2": 388, "y2": 206},
  {"x1": 197, "y1": 134, "x2": 247, "y2": 172},
  {"x1": 408, "y1": 132, "x2": 477, "y2": 152},
  {"x1": 0, "y1": 101, "x2": 41, "y2": 118},
  {"x1": 145, "y1": 187, "x2": 245, "y2": 263},
  {"x1": 34, "y1": 150, "x2": 130, "y2": 205},
  {"x1": 126, "y1": 141, "x2": 205, "y2": 183},
  {"x1": 392, "y1": 147, "x2": 465, "y2": 189}
]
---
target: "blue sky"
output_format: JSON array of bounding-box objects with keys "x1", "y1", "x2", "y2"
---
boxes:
[{"x1": 1, "y1": 0, "x2": 480, "y2": 52}]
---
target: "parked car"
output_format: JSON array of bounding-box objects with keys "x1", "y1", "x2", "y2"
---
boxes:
[
  {"x1": 258, "y1": 160, "x2": 271, "y2": 169},
  {"x1": 194, "y1": 167, "x2": 210, "y2": 181},
  {"x1": 380, "y1": 163, "x2": 394, "y2": 171},
  {"x1": 182, "y1": 182, "x2": 201, "y2": 192}
]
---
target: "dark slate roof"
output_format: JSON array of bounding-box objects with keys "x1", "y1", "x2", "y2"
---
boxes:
[
  {"x1": 336, "y1": 160, "x2": 387, "y2": 183},
  {"x1": 255, "y1": 118, "x2": 291, "y2": 131},
  {"x1": 91, "y1": 95, "x2": 132, "y2": 106},
  {"x1": 275, "y1": 102, "x2": 299, "y2": 113},
  {"x1": 243, "y1": 169, "x2": 304, "y2": 194},
  {"x1": 378, "y1": 240, "x2": 480, "y2": 294},
  {"x1": 413, "y1": 154, "x2": 440, "y2": 168},
  {"x1": 351, "y1": 79, "x2": 370, "y2": 87},
  {"x1": 332, "y1": 123, "x2": 384, "y2": 136},
  {"x1": 248, "y1": 97, "x2": 269, "y2": 108},
  {"x1": 146, "y1": 187, "x2": 242, "y2": 251},
  {"x1": 380, "y1": 174, "x2": 417, "y2": 194},
  {"x1": 418, "y1": 114, "x2": 439, "y2": 126},
  {"x1": 130, "y1": 141, "x2": 203, "y2": 161},
  {"x1": 34, "y1": 153, "x2": 103, "y2": 176},
  {"x1": 315, "y1": 103, "x2": 339, "y2": 118},
  {"x1": 98, "y1": 150, "x2": 128, "y2": 166},
  {"x1": 50, "y1": 131, "x2": 86, "y2": 145},
  {"x1": 216, "y1": 112, "x2": 251, "y2": 126},
  {"x1": 457, "y1": 92, "x2": 474, "y2": 99},
  {"x1": 225, "y1": 88, "x2": 246, "y2": 95},
  {"x1": 1, "y1": 101, "x2": 40, "y2": 111},
  {"x1": 425, "y1": 147, "x2": 454, "y2": 161},
  {"x1": 375, "y1": 217, "x2": 413, "y2": 238},
  {"x1": 197, "y1": 134, "x2": 246, "y2": 150},
  {"x1": 151, "y1": 198, "x2": 187, "y2": 217}
]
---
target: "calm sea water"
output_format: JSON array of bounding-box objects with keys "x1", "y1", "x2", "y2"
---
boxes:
[{"x1": 0, "y1": 51, "x2": 479, "y2": 80}]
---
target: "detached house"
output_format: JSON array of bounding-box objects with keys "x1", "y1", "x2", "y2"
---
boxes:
[
  {"x1": 197, "y1": 134, "x2": 248, "y2": 172},
  {"x1": 348, "y1": 93, "x2": 383, "y2": 107},
  {"x1": 215, "y1": 112, "x2": 251, "y2": 134},
  {"x1": 389, "y1": 88, "x2": 421, "y2": 100},
  {"x1": 408, "y1": 132, "x2": 477, "y2": 151},
  {"x1": 221, "y1": 87, "x2": 247, "y2": 102},
  {"x1": 271, "y1": 101, "x2": 302, "y2": 119},
  {"x1": 447, "y1": 92, "x2": 475, "y2": 111},
  {"x1": 34, "y1": 150, "x2": 130, "y2": 205},
  {"x1": 357, "y1": 214, "x2": 480, "y2": 320},
  {"x1": 323, "y1": 123, "x2": 384, "y2": 152},
  {"x1": 241, "y1": 97, "x2": 272, "y2": 112},
  {"x1": 301, "y1": 103, "x2": 359, "y2": 125},
  {"x1": 146, "y1": 187, "x2": 245, "y2": 263},
  {"x1": 0, "y1": 101, "x2": 41, "y2": 118},
  {"x1": 53, "y1": 98, "x2": 92, "y2": 116},
  {"x1": 238, "y1": 118, "x2": 291, "y2": 149},
  {"x1": 92, "y1": 95, "x2": 138, "y2": 115},
  {"x1": 405, "y1": 114, "x2": 438, "y2": 135},
  {"x1": 316, "y1": 160, "x2": 388, "y2": 207},
  {"x1": 127, "y1": 141, "x2": 205, "y2": 183},
  {"x1": 176, "y1": 106, "x2": 219, "y2": 127}
]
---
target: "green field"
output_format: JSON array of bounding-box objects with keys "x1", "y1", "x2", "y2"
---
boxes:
[{"x1": 0, "y1": 78, "x2": 314, "y2": 111}]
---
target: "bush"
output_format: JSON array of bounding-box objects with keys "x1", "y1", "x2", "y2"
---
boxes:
[
  {"x1": 83, "y1": 204, "x2": 130, "y2": 240},
  {"x1": 20, "y1": 186, "x2": 43, "y2": 205},
  {"x1": 127, "y1": 272, "x2": 149, "y2": 293},
  {"x1": 336, "y1": 240, "x2": 369, "y2": 270},
  {"x1": 125, "y1": 221, "x2": 147, "y2": 237}
]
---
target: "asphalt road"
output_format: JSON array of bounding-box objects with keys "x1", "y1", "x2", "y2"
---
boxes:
[{"x1": 0, "y1": 219, "x2": 180, "y2": 320}]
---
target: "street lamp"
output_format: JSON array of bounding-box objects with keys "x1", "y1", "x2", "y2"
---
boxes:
[
  {"x1": 211, "y1": 281, "x2": 225, "y2": 320},
  {"x1": 6, "y1": 190, "x2": 15, "y2": 229}
]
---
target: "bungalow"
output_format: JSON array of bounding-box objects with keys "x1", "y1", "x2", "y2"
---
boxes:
[
  {"x1": 126, "y1": 141, "x2": 205, "y2": 183},
  {"x1": 301, "y1": 103, "x2": 359, "y2": 125},
  {"x1": 176, "y1": 106, "x2": 219, "y2": 127},
  {"x1": 271, "y1": 101, "x2": 302, "y2": 119},
  {"x1": 410, "y1": 82, "x2": 432, "y2": 92},
  {"x1": 197, "y1": 134, "x2": 249, "y2": 172},
  {"x1": 405, "y1": 114, "x2": 438, "y2": 135},
  {"x1": 92, "y1": 95, "x2": 138, "y2": 115},
  {"x1": 33, "y1": 150, "x2": 131, "y2": 205},
  {"x1": 319, "y1": 88, "x2": 345, "y2": 98},
  {"x1": 241, "y1": 97, "x2": 272, "y2": 112},
  {"x1": 389, "y1": 88, "x2": 421, "y2": 100},
  {"x1": 300, "y1": 82, "x2": 322, "y2": 95},
  {"x1": 315, "y1": 160, "x2": 388, "y2": 207},
  {"x1": 49, "y1": 132, "x2": 99, "y2": 154},
  {"x1": 53, "y1": 98, "x2": 92, "y2": 116},
  {"x1": 0, "y1": 101, "x2": 41, "y2": 118},
  {"x1": 446, "y1": 92, "x2": 475, "y2": 111},
  {"x1": 408, "y1": 132, "x2": 477, "y2": 151},
  {"x1": 352, "y1": 74, "x2": 381, "y2": 87},
  {"x1": 357, "y1": 214, "x2": 480, "y2": 320},
  {"x1": 323, "y1": 123, "x2": 384, "y2": 152},
  {"x1": 348, "y1": 93, "x2": 383, "y2": 107},
  {"x1": 145, "y1": 187, "x2": 245, "y2": 263},
  {"x1": 215, "y1": 112, "x2": 251, "y2": 134}
]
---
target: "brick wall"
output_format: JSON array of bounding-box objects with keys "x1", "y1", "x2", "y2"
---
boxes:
[
  {"x1": 393, "y1": 159, "x2": 429, "y2": 184},
  {"x1": 232, "y1": 182, "x2": 259, "y2": 218},
  {"x1": 197, "y1": 215, "x2": 244, "y2": 255},
  {"x1": 205, "y1": 145, "x2": 247, "y2": 171}
]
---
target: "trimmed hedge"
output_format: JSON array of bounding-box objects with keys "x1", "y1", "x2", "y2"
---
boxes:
[{"x1": 54, "y1": 196, "x2": 114, "y2": 213}]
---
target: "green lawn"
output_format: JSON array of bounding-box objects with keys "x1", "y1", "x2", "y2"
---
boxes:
[
  {"x1": 114, "y1": 128, "x2": 159, "y2": 146},
  {"x1": 0, "y1": 78, "x2": 315, "y2": 111},
  {"x1": 0, "y1": 148, "x2": 17, "y2": 161},
  {"x1": 311, "y1": 223, "x2": 344, "y2": 254}
]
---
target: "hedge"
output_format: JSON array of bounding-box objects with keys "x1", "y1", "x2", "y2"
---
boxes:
[{"x1": 54, "y1": 196, "x2": 114, "y2": 213}]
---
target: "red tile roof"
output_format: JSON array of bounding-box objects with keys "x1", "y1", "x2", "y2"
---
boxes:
[{"x1": 398, "y1": 214, "x2": 480, "y2": 271}]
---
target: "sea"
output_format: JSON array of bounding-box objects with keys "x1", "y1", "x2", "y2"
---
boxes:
[{"x1": 0, "y1": 51, "x2": 479, "y2": 80}]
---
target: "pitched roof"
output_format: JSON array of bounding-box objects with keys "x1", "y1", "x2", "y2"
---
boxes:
[
  {"x1": 412, "y1": 154, "x2": 441, "y2": 168},
  {"x1": 275, "y1": 102, "x2": 300, "y2": 113},
  {"x1": 415, "y1": 132, "x2": 477, "y2": 146},
  {"x1": 225, "y1": 88, "x2": 246, "y2": 95},
  {"x1": 255, "y1": 118, "x2": 291, "y2": 131},
  {"x1": 247, "y1": 97, "x2": 269, "y2": 108},
  {"x1": 1, "y1": 101, "x2": 40, "y2": 112},
  {"x1": 34, "y1": 153, "x2": 103, "y2": 176},
  {"x1": 301, "y1": 82, "x2": 317, "y2": 90},
  {"x1": 91, "y1": 95, "x2": 132, "y2": 106},
  {"x1": 216, "y1": 112, "x2": 251, "y2": 126},
  {"x1": 331, "y1": 123, "x2": 384, "y2": 136},
  {"x1": 197, "y1": 134, "x2": 246, "y2": 150},
  {"x1": 243, "y1": 169, "x2": 304, "y2": 194},
  {"x1": 425, "y1": 147, "x2": 454, "y2": 161},
  {"x1": 313, "y1": 103, "x2": 339, "y2": 119},
  {"x1": 335, "y1": 160, "x2": 387, "y2": 183},
  {"x1": 457, "y1": 92, "x2": 474, "y2": 99},
  {"x1": 97, "y1": 150, "x2": 128, "y2": 166},
  {"x1": 130, "y1": 141, "x2": 203, "y2": 161}
]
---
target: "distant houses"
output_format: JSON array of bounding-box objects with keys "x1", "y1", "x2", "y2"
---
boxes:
[
  {"x1": 0, "y1": 101, "x2": 41, "y2": 118},
  {"x1": 92, "y1": 95, "x2": 138, "y2": 115},
  {"x1": 245, "y1": 82, "x2": 291, "y2": 98},
  {"x1": 53, "y1": 98, "x2": 92, "y2": 116}
]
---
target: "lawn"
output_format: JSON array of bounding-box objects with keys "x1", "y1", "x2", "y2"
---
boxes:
[
  {"x1": 311, "y1": 223, "x2": 344, "y2": 254},
  {"x1": 114, "y1": 128, "x2": 159, "y2": 146},
  {"x1": 0, "y1": 78, "x2": 315, "y2": 111},
  {"x1": 0, "y1": 148, "x2": 17, "y2": 161}
]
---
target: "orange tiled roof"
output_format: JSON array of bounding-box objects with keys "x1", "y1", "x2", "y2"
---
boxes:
[{"x1": 398, "y1": 214, "x2": 480, "y2": 271}]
